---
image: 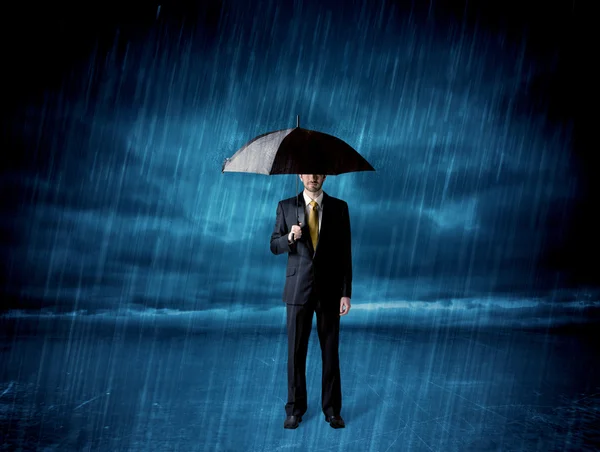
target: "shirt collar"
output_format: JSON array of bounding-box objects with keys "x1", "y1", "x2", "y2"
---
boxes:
[{"x1": 303, "y1": 190, "x2": 323, "y2": 207}]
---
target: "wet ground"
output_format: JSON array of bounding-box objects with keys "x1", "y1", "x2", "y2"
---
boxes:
[{"x1": 1, "y1": 310, "x2": 598, "y2": 451}]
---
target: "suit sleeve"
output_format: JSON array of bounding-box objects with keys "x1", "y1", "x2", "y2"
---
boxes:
[
  {"x1": 270, "y1": 201, "x2": 296, "y2": 255},
  {"x1": 341, "y1": 201, "x2": 352, "y2": 298}
]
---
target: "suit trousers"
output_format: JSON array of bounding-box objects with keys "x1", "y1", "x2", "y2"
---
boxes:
[{"x1": 285, "y1": 292, "x2": 342, "y2": 418}]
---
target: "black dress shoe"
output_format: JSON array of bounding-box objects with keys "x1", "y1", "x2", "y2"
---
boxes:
[
  {"x1": 324, "y1": 415, "x2": 345, "y2": 429},
  {"x1": 284, "y1": 415, "x2": 302, "y2": 429}
]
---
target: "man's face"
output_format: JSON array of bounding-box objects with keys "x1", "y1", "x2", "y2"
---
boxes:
[{"x1": 300, "y1": 174, "x2": 326, "y2": 193}]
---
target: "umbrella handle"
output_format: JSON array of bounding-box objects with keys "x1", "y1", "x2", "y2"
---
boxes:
[
  {"x1": 291, "y1": 221, "x2": 300, "y2": 241},
  {"x1": 291, "y1": 219, "x2": 302, "y2": 242}
]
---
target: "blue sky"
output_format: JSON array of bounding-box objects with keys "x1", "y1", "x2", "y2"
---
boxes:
[{"x1": 2, "y1": 0, "x2": 594, "y2": 313}]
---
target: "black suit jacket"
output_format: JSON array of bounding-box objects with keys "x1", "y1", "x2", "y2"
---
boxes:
[{"x1": 270, "y1": 191, "x2": 352, "y2": 306}]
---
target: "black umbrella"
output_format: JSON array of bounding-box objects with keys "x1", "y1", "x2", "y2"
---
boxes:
[
  {"x1": 222, "y1": 116, "x2": 374, "y2": 175},
  {"x1": 222, "y1": 116, "x2": 375, "y2": 234}
]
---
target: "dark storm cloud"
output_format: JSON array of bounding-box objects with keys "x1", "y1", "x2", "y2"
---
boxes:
[
  {"x1": 352, "y1": 136, "x2": 575, "y2": 202},
  {"x1": 6, "y1": 181, "x2": 286, "y2": 312},
  {"x1": 342, "y1": 128, "x2": 577, "y2": 291},
  {"x1": 2, "y1": 0, "x2": 585, "y2": 315},
  {"x1": 3, "y1": 110, "x2": 191, "y2": 219}
]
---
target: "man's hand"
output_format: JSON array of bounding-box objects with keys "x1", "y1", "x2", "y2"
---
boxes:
[
  {"x1": 289, "y1": 223, "x2": 303, "y2": 241},
  {"x1": 339, "y1": 297, "x2": 351, "y2": 316}
]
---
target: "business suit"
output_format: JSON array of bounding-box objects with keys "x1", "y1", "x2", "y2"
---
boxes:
[{"x1": 270, "y1": 190, "x2": 352, "y2": 420}]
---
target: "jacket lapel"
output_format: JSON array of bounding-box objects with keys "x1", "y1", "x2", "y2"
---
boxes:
[{"x1": 314, "y1": 192, "x2": 328, "y2": 256}]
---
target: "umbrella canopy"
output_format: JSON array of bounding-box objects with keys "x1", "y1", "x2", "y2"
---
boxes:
[
  {"x1": 222, "y1": 117, "x2": 375, "y2": 231},
  {"x1": 222, "y1": 117, "x2": 375, "y2": 175}
]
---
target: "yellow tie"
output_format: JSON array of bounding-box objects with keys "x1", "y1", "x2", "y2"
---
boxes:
[{"x1": 308, "y1": 200, "x2": 319, "y2": 250}]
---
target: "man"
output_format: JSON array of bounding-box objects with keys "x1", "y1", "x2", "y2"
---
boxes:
[{"x1": 270, "y1": 174, "x2": 352, "y2": 430}]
